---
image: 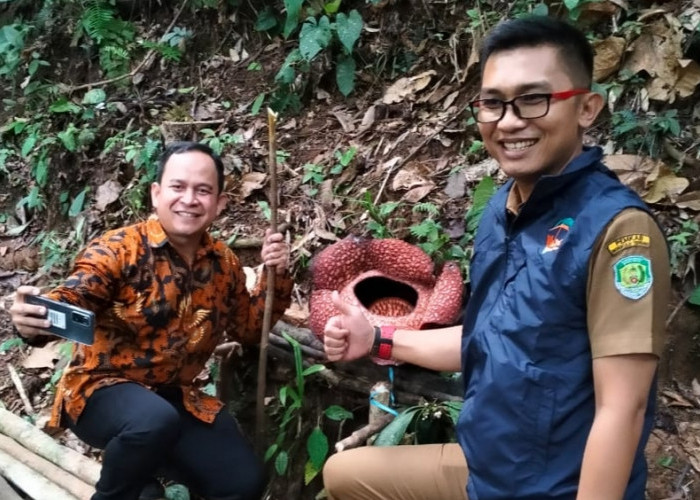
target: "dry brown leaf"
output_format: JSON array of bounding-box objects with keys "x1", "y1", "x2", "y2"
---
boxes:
[
  {"x1": 382, "y1": 70, "x2": 436, "y2": 104},
  {"x1": 643, "y1": 165, "x2": 689, "y2": 203},
  {"x1": 443, "y1": 91, "x2": 459, "y2": 110},
  {"x1": 675, "y1": 59, "x2": 700, "y2": 98},
  {"x1": 392, "y1": 168, "x2": 430, "y2": 191},
  {"x1": 21, "y1": 341, "x2": 62, "y2": 369},
  {"x1": 465, "y1": 32, "x2": 480, "y2": 76},
  {"x1": 239, "y1": 172, "x2": 266, "y2": 199},
  {"x1": 593, "y1": 36, "x2": 626, "y2": 82},
  {"x1": 402, "y1": 184, "x2": 435, "y2": 203},
  {"x1": 331, "y1": 108, "x2": 355, "y2": 133},
  {"x1": 94, "y1": 180, "x2": 123, "y2": 211},
  {"x1": 662, "y1": 389, "x2": 694, "y2": 408},
  {"x1": 605, "y1": 154, "x2": 657, "y2": 194},
  {"x1": 675, "y1": 191, "x2": 700, "y2": 211}
]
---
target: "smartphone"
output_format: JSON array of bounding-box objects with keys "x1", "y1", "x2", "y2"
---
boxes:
[{"x1": 25, "y1": 295, "x2": 95, "y2": 345}]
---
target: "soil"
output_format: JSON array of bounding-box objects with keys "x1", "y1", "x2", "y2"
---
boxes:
[{"x1": 1, "y1": 1, "x2": 700, "y2": 499}]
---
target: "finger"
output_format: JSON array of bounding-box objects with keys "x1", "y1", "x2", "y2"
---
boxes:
[
  {"x1": 14, "y1": 314, "x2": 51, "y2": 329},
  {"x1": 324, "y1": 336, "x2": 347, "y2": 349},
  {"x1": 16, "y1": 286, "x2": 42, "y2": 300},
  {"x1": 330, "y1": 290, "x2": 354, "y2": 316}
]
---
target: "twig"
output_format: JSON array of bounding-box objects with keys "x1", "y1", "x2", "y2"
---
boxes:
[
  {"x1": 161, "y1": 119, "x2": 225, "y2": 126},
  {"x1": 663, "y1": 138, "x2": 700, "y2": 170},
  {"x1": 256, "y1": 108, "x2": 279, "y2": 448},
  {"x1": 214, "y1": 341, "x2": 242, "y2": 357},
  {"x1": 66, "y1": 0, "x2": 190, "y2": 92},
  {"x1": 334, "y1": 413, "x2": 394, "y2": 453},
  {"x1": 666, "y1": 290, "x2": 694, "y2": 330},
  {"x1": 7, "y1": 366, "x2": 34, "y2": 416}
]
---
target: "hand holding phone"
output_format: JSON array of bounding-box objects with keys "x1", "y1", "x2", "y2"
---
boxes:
[{"x1": 24, "y1": 295, "x2": 95, "y2": 345}]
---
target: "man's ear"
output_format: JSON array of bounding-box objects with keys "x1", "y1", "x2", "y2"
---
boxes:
[
  {"x1": 216, "y1": 193, "x2": 227, "y2": 216},
  {"x1": 578, "y1": 91, "x2": 605, "y2": 129},
  {"x1": 150, "y1": 182, "x2": 161, "y2": 209}
]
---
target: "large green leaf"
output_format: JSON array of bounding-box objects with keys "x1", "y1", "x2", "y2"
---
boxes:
[
  {"x1": 69, "y1": 187, "x2": 89, "y2": 217},
  {"x1": 275, "y1": 450, "x2": 289, "y2": 475},
  {"x1": 335, "y1": 55, "x2": 356, "y2": 97},
  {"x1": 324, "y1": 405, "x2": 353, "y2": 421},
  {"x1": 49, "y1": 98, "x2": 81, "y2": 114},
  {"x1": 306, "y1": 426, "x2": 329, "y2": 469},
  {"x1": 335, "y1": 10, "x2": 363, "y2": 54},
  {"x1": 299, "y1": 16, "x2": 332, "y2": 61},
  {"x1": 283, "y1": 0, "x2": 304, "y2": 38},
  {"x1": 374, "y1": 407, "x2": 420, "y2": 446},
  {"x1": 304, "y1": 460, "x2": 320, "y2": 485}
]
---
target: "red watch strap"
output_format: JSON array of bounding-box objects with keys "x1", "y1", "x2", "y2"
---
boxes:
[{"x1": 376, "y1": 325, "x2": 395, "y2": 360}]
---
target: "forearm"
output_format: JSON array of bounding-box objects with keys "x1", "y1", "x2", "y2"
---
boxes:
[
  {"x1": 392, "y1": 325, "x2": 462, "y2": 371},
  {"x1": 577, "y1": 406, "x2": 645, "y2": 500}
]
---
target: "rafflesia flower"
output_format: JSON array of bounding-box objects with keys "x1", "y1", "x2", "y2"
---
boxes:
[{"x1": 309, "y1": 237, "x2": 464, "y2": 357}]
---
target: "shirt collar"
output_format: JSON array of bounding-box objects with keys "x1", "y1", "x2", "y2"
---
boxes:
[{"x1": 145, "y1": 216, "x2": 217, "y2": 255}]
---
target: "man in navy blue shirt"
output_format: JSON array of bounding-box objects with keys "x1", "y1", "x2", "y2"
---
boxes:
[{"x1": 321, "y1": 16, "x2": 669, "y2": 500}]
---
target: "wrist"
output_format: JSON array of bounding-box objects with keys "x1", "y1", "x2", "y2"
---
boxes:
[{"x1": 370, "y1": 325, "x2": 395, "y2": 360}]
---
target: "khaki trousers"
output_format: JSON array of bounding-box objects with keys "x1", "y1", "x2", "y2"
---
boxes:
[{"x1": 323, "y1": 443, "x2": 468, "y2": 500}]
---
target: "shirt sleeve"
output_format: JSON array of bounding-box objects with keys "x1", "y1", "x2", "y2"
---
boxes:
[{"x1": 587, "y1": 208, "x2": 670, "y2": 358}]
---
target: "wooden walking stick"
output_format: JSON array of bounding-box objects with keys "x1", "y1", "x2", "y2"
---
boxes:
[{"x1": 256, "y1": 108, "x2": 279, "y2": 448}]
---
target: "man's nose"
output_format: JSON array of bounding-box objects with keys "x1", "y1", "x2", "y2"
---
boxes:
[
  {"x1": 181, "y1": 189, "x2": 197, "y2": 204},
  {"x1": 498, "y1": 103, "x2": 527, "y2": 129}
]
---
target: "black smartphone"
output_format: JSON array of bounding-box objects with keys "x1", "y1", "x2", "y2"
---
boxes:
[{"x1": 25, "y1": 295, "x2": 95, "y2": 345}]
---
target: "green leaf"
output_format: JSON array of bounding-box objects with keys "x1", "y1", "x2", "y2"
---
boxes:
[
  {"x1": 264, "y1": 443, "x2": 278, "y2": 462},
  {"x1": 276, "y1": 49, "x2": 302, "y2": 84},
  {"x1": 299, "y1": 16, "x2": 333, "y2": 61},
  {"x1": 49, "y1": 98, "x2": 81, "y2": 114},
  {"x1": 323, "y1": 0, "x2": 342, "y2": 15},
  {"x1": 306, "y1": 426, "x2": 329, "y2": 469},
  {"x1": 335, "y1": 10, "x2": 363, "y2": 54},
  {"x1": 532, "y1": 3, "x2": 549, "y2": 15},
  {"x1": 279, "y1": 385, "x2": 288, "y2": 406},
  {"x1": 304, "y1": 460, "x2": 320, "y2": 485},
  {"x1": 258, "y1": 200, "x2": 271, "y2": 220},
  {"x1": 324, "y1": 405, "x2": 353, "y2": 421},
  {"x1": 164, "y1": 483, "x2": 190, "y2": 500},
  {"x1": 374, "y1": 407, "x2": 420, "y2": 446},
  {"x1": 82, "y1": 89, "x2": 107, "y2": 105},
  {"x1": 688, "y1": 285, "x2": 700, "y2": 306},
  {"x1": 251, "y1": 93, "x2": 265, "y2": 116},
  {"x1": 335, "y1": 54, "x2": 356, "y2": 96},
  {"x1": 275, "y1": 450, "x2": 289, "y2": 475},
  {"x1": 563, "y1": 0, "x2": 580, "y2": 10},
  {"x1": 58, "y1": 127, "x2": 77, "y2": 153},
  {"x1": 69, "y1": 187, "x2": 89, "y2": 217},
  {"x1": 21, "y1": 134, "x2": 37, "y2": 158},
  {"x1": 283, "y1": 0, "x2": 304, "y2": 38},
  {"x1": 465, "y1": 175, "x2": 496, "y2": 233},
  {"x1": 301, "y1": 364, "x2": 326, "y2": 377},
  {"x1": 0, "y1": 338, "x2": 24, "y2": 353},
  {"x1": 255, "y1": 8, "x2": 278, "y2": 32}
]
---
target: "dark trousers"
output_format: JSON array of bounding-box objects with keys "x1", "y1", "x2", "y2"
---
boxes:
[{"x1": 66, "y1": 383, "x2": 265, "y2": 500}]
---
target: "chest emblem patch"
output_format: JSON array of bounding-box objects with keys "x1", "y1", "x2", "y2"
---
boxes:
[
  {"x1": 613, "y1": 255, "x2": 653, "y2": 300},
  {"x1": 542, "y1": 217, "x2": 574, "y2": 254}
]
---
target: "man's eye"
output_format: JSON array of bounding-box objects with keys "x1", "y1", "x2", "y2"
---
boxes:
[
  {"x1": 198, "y1": 188, "x2": 212, "y2": 195},
  {"x1": 518, "y1": 94, "x2": 547, "y2": 105},
  {"x1": 480, "y1": 99, "x2": 502, "y2": 109},
  {"x1": 170, "y1": 185, "x2": 184, "y2": 191}
]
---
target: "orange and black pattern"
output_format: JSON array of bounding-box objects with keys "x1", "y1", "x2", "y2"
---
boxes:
[{"x1": 46, "y1": 218, "x2": 293, "y2": 429}]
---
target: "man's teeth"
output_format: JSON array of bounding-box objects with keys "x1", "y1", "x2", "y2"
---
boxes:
[
  {"x1": 177, "y1": 212, "x2": 198, "y2": 218},
  {"x1": 503, "y1": 140, "x2": 536, "y2": 151}
]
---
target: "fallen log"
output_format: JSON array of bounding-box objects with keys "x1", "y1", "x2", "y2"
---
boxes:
[
  {"x1": 334, "y1": 413, "x2": 394, "y2": 453},
  {"x1": 0, "y1": 434, "x2": 94, "y2": 499},
  {"x1": 0, "y1": 447, "x2": 81, "y2": 500},
  {"x1": 0, "y1": 408, "x2": 100, "y2": 486}
]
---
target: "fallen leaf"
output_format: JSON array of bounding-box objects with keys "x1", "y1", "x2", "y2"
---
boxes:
[
  {"x1": 22, "y1": 341, "x2": 62, "y2": 369},
  {"x1": 662, "y1": 389, "x2": 694, "y2": 408},
  {"x1": 331, "y1": 107, "x2": 355, "y2": 133},
  {"x1": 239, "y1": 172, "x2": 266, "y2": 199},
  {"x1": 402, "y1": 184, "x2": 435, "y2": 203},
  {"x1": 358, "y1": 105, "x2": 376, "y2": 133},
  {"x1": 442, "y1": 91, "x2": 459, "y2": 110},
  {"x1": 675, "y1": 59, "x2": 700, "y2": 98},
  {"x1": 95, "y1": 180, "x2": 123, "y2": 211},
  {"x1": 593, "y1": 36, "x2": 626, "y2": 82},
  {"x1": 462, "y1": 158, "x2": 501, "y2": 183},
  {"x1": 643, "y1": 165, "x2": 688, "y2": 203},
  {"x1": 444, "y1": 171, "x2": 467, "y2": 199},
  {"x1": 605, "y1": 154, "x2": 657, "y2": 194},
  {"x1": 382, "y1": 70, "x2": 436, "y2": 104},
  {"x1": 391, "y1": 166, "x2": 430, "y2": 191},
  {"x1": 692, "y1": 378, "x2": 700, "y2": 398},
  {"x1": 675, "y1": 191, "x2": 700, "y2": 211}
]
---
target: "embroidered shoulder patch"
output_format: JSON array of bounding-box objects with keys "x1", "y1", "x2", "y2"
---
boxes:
[
  {"x1": 607, "y1": 234, "x2": 650, "y2": 255},
  {"x1": 613, "y1": 255, "x2": 653, "y2": 300}
]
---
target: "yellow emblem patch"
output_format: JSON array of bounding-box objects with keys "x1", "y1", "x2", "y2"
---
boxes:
[{"x1": 607, "y1": 234, "x2": 650, "y2": 255}]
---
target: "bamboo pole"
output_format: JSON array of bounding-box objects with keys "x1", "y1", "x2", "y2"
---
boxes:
[
  {"x1": 0, "y1": 408, "x2": 101, "y2": 485},
  {"x1": 256, "y1": 107, "x2": 279, "y2": 448},
  {"x1": 0, "y1": 435, "x2": 94, "y2": 499},
  {"x1": 0, "y1": 448, "x2": 81, "y2": 500}
]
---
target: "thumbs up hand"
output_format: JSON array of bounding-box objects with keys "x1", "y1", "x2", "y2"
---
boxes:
[{"x1": 323, "y1": 291, "x2": 375, "y2": 362}]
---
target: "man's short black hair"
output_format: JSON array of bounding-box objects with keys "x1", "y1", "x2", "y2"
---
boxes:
[
  {"x1": 157, "y1": 141, "x2": 225, "y2": 194},
  {"x1": 480, "y1": 16, "x2": 594, "y2": 88}
]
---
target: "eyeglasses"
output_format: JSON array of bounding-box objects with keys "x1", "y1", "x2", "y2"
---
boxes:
[{"x1": 469, "y1": 89, "x2": 590, "y2": 123}]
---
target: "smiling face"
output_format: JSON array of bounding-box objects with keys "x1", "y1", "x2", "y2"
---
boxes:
[
  {"x1": 477, "y1": 45, "x2": 603, "y2": 198},
  {"x1": 150, "y1": 150, "x2": 226, "y2": 254}
]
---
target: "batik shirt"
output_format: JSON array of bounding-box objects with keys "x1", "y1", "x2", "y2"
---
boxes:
[{"x1": 46, "y1": 218, "x2": 293, "y2": 429}]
